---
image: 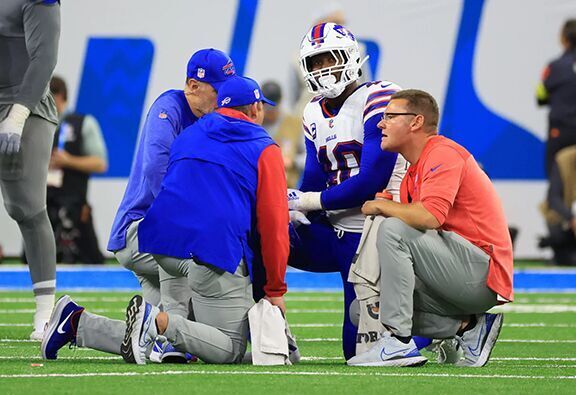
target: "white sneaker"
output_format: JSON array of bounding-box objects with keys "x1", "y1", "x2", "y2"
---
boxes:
[
  {"x1": 427, "y1": 338, "x2": 463, "y2": 364},
  {"x1": 121, "y1": 295, "x2": 162, "y2": 365},
  {"x1": 347, "y1": 331, "x2": 428, "y2": 367},
  {"x1": 455, "y1": 313, "x2": 503, "y2": 367},
  {"x1": 30, "y1": 327, "x2": 46, "y2": 341}
]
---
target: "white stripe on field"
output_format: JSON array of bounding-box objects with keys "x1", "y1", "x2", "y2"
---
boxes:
[
  {"x1": 492, "y1": 357, "x2": 576, "y2": 361},
  {"x1": 0, "y1": 356, "x2": 121, "y2": 361},
  {"x1": 0, "y1": 370, "x2": 574, "y2": 380},
  {"x1": 0, "y1": 308, "x2": 124, "y2": 314}
]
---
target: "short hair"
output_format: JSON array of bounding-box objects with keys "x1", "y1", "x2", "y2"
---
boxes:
[
  {"x1": 50, "y1": 75, "x2": 68, "y2": 101},
  {"x1": 390, "y1": 89, "x2": 439, "y2": 129},
  {"x1": 562, "y1": 19, "x2": 576, "y2": 49}
]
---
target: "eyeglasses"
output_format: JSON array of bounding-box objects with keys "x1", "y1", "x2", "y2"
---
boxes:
[{"x1": 381, "y1": 112, "x2": 418, "y2": 121}]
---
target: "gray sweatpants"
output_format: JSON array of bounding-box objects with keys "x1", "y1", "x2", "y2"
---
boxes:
[
  {"x1": 76, "y1": 221, "x2": 191, "y2": 355},
  {"x1": 377, "y1": 217, "x2": 498, "y2": 338},
  {"x1": 0, "y1": 114, "x2": 56, "y2": 296},
  {"x1": 158, "y1": 256, "x2": 253, "y2": 364}
]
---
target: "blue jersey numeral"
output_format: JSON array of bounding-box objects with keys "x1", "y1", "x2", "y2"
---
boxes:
[{"x1": 318, "y1": 141, "x2": 362, "y2": 186}]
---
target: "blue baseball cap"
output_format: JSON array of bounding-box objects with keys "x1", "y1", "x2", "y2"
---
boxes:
[
  {"x1": 217, "y1": 76, "x2": 276, "y2": 108},
  {"x1": 186, "y1": 48, "x2": 236, "y2": 91}
]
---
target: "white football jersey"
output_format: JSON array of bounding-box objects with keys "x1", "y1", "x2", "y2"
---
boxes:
[{"x1": 302, "y1": 81, "x2": 407, "y2": 233}]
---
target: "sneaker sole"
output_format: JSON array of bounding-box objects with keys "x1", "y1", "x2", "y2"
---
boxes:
[
  {"x1": 40, "y1": 295, "x2": 72, "y2": 360},
  {"x1": 474, "y1": 313, "x2": 504, "y2": 367},
  {"x1": 347, "y1": 355, "x2": 428, "y2": 367},
  {"x1": 121, "y1": 295, "x2": 144, "y2": 365}
]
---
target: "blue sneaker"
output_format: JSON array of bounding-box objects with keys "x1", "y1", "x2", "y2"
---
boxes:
[
  {"x1": 149, "y1": 340, "x2": 196, "y2": 364},
  {"x1": 41, "y1": 295, "x2": 84, "y2": 360},
  {"x1": 455, "y1": 313, "x2": 503, "y2": 367},
  {"x1": 121, "y1": 295, "x2": 161, "y2": 365},
  {"x1": 347, "y1": 331, "x2": 428, "y2": 367}
]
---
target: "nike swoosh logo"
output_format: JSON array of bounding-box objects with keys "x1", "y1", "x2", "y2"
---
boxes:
[
  {"x1": 380, "y1": 345, "x2": 411, "y2": 358},
  {"x1": 57, "y1": 312, "x2": 74, "y2": 334},
  {"x1": 430, "y1": 164, "x2": 442, "y2": 172},
  {"x1": 468, "y1": 325, "x2": 485, "y2": 356}
]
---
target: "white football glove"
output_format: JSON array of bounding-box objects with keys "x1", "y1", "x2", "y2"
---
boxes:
[
  {"x1": 287, "y1": 188, "x2": 322, "y2": 212},
  {"x1": 289, "y1": 210, "x2": 311, "y2": 227},
  {"x1": 0, "y1": 104, "x2": 30, "y2": 155}
]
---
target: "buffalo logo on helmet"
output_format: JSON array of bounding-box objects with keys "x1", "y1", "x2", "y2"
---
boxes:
[
  {"x1": 222, "y1": 61, "x2": 236, "y2": 76},
  {"x1": 221, "y1": 97, "x2": 231, "y2": 106}
]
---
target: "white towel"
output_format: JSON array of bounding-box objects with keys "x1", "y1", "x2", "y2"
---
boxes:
[{"x1": 248, "y1": 299, "x2": 292, "y2": 365}]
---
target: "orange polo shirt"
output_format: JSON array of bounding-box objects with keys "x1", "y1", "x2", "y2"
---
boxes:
[{"x1": 400, "y1": 135, "x2": 514, "y2": 301}]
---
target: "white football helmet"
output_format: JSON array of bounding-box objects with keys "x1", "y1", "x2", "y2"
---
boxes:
[{"x1": 299, "y1": 23, "x2": 368, "y2": 99}]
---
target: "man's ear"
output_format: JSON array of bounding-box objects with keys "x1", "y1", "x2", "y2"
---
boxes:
[
  {"x1": 185, "y1": 78, "x2": 199, "y2": 94},
  {"x1": 411, "y1": 114, "x2": 425, "y2": 130}
]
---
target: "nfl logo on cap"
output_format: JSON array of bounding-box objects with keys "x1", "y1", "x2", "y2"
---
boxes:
[
  {"x1": 254, "y1": 89, "x2": 260, "y2": 99},
  {"x1": 197, "y1": 68, "x2": 205, "y2": 79}
]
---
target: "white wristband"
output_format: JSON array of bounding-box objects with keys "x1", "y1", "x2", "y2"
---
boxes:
[
  {"x1": 7, "y1": 103, "x2": 31, "y2": 131},
  {"x1": 300, "y1": 192, "x2": 322, "y2": 212}
]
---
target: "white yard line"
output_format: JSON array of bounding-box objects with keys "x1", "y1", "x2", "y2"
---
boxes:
[{"x1": 0, "y1": 370, "x2": 574, "y2": 380}]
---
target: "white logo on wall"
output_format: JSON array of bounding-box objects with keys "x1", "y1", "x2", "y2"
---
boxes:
[
  {"x1": 197, "y1": 68, "x2": 205, "y2": 78},
  {"x1": 221, "y1": 97, "x2": 231, "y2": 106},
  {"x1": 254, "y1": 89, "x2": 260, "y2": 99}
]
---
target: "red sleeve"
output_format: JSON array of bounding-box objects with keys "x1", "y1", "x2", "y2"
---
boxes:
[
  {"x1": 419, "y1": 146, "x2": 466, "y2": 225},
  {"x1": 256, "y1": 144, "x2": 290, "y2": 297}
]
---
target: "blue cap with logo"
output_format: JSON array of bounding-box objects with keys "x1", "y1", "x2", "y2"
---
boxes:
[
  {"x1": 217, "y1": 76, "x2": 276, "y2": 108},
  {"x1": 186, "y1": 48, "x2": 236, "y2": 91}
]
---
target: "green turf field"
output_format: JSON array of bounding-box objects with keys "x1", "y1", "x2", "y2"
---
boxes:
[{"x1": 0, "y1": 291, "x2": 575, "y2": 394}]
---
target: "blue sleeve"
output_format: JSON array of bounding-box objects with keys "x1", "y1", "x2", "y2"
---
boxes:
[
  {"x1": 299, "y1": 137, "x2": 327, "y2": 192},
  {"x1": 321, "y1": 114, "x2": 398, "y2": 209},
  {"x1": 140, "y1": 99, "x2": 179, "y2": 198}
]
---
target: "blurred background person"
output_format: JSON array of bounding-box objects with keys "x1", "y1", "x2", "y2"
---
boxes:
[
  {"x1": 539, "y1": 145, "x2": 576, "y2": 266},
  {"x1": 537, "y1": 19, "x2": 576, "y2": 176},
  {"x1": 47, "y1": 76, "x2": 108, "y2": 264},
  {"x1": 261, "y1": 80, "x2": 305, "y2": 188}
]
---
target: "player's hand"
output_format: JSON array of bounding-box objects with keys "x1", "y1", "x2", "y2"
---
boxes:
[
  {"x1": 287, "y1": 188, "x2": 322, "y2": 212},
  {"x1": 265, "y1": 295, "x2": 286, "y2": 315},
  {"x1": 289, "y1": 210, "x2": 311, "y2": 227},
  {"x1": 0, "y1": 104, "x2": 30, "y2": 155}
]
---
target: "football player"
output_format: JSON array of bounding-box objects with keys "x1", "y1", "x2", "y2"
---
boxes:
[{"x1": 287, "y1": 22, "x2": 413, "y2": 360}]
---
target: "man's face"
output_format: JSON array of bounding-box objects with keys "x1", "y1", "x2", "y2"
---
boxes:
[
  {"x1": 377, "y1": 99, "x2": 416, "y2": 152},
  {"x1": 195, "y1": 81, "x2": 218, "y2": 115},
  {"x1": 308, "y1": 52, "x2": 337, "y2": 73}
]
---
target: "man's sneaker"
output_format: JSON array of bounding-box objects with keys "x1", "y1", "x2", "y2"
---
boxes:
[
  {"x1": 121, "y1": 295, "x2": 162, "y2": 365},
  {"x1": 426, "y1": 338, "x2": 464, "y2": 364},
  {"x1": 347, "y1": 331, "x2": 428, "y2": 367},
  {"x1": 455, "y1": 313, "x2": 503, "y2": 367},
  {"x1": 41, "y1": 295, "x2": 84, "y2": 359},
  {"x1": 149, "y1": 339, "x2": 196, "y2": 364}
]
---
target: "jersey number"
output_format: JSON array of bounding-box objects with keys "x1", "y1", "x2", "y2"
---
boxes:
[{"x1": 318, "y1": 141, "x2": 362, "y2": 186}]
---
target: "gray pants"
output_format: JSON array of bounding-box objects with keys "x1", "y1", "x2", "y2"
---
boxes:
[
  {"x1": 377, "y1": 217, "x2": 498, "y2": 338},
  {"x1": 76, "y1": 221, "x2": 191, "y2": 355},
  {"x1": 0, "y1": 114, "x2": 56, "y2": 296},
  {"x1": 158, "y1": 256, "x2": 253, "y2": 364}
]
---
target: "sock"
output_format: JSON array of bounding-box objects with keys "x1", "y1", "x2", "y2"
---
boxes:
[
  {"x1": 457, "y1": 315, "x2": 478, "y2": 336},
  {"x1": 33, "y1": 294, "x2": 55, "y2": 331}
]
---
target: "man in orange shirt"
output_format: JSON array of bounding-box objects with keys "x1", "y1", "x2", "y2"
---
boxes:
[{"x1": 347, "y1": 89, "x2": 513, "y2": 368}]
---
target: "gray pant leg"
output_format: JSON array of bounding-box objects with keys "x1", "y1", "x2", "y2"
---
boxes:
[
  {"x1": 158, "y1": 262, "x2": 192, "y2": 318},
  {"x1": 377, "y1": 217, "x2": 498, "y2": 338},
  {"x1": 76, "y1": 311, "x2": 125, "y2": 355},
  {"x1": 0, "y1": 115, "x2": 56, "y2": 295},
  {"x1": 163, "y1": 259, "x2": 253, "y2": 364},
  {"x1": 114, "y1": 221, "x2": 160, "y2": 306}
]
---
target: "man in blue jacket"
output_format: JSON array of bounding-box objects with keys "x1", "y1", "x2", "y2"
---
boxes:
[{"x1": 121, "y1": 76, "x2": 290, "y2": 365}]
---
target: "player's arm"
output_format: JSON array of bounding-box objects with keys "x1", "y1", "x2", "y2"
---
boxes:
[
  {"x1": 52, "y1": 115, "x2": 108, "y2": 174},
  {"x1": 256, "y1": 145, "x2": 289, "y2": 313},
  {"x1": 321, "y1": 113, "x2": 398, "y2": 210},
  {"x1": 299, "y1": 136, "x2": 328, "y2": 192},
  {"x1": 141, "y1": 102, "x2": 179, "y2": 197},
  {"x1": 19, "y1": 0, "x2": 61, "y2": 110}
]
